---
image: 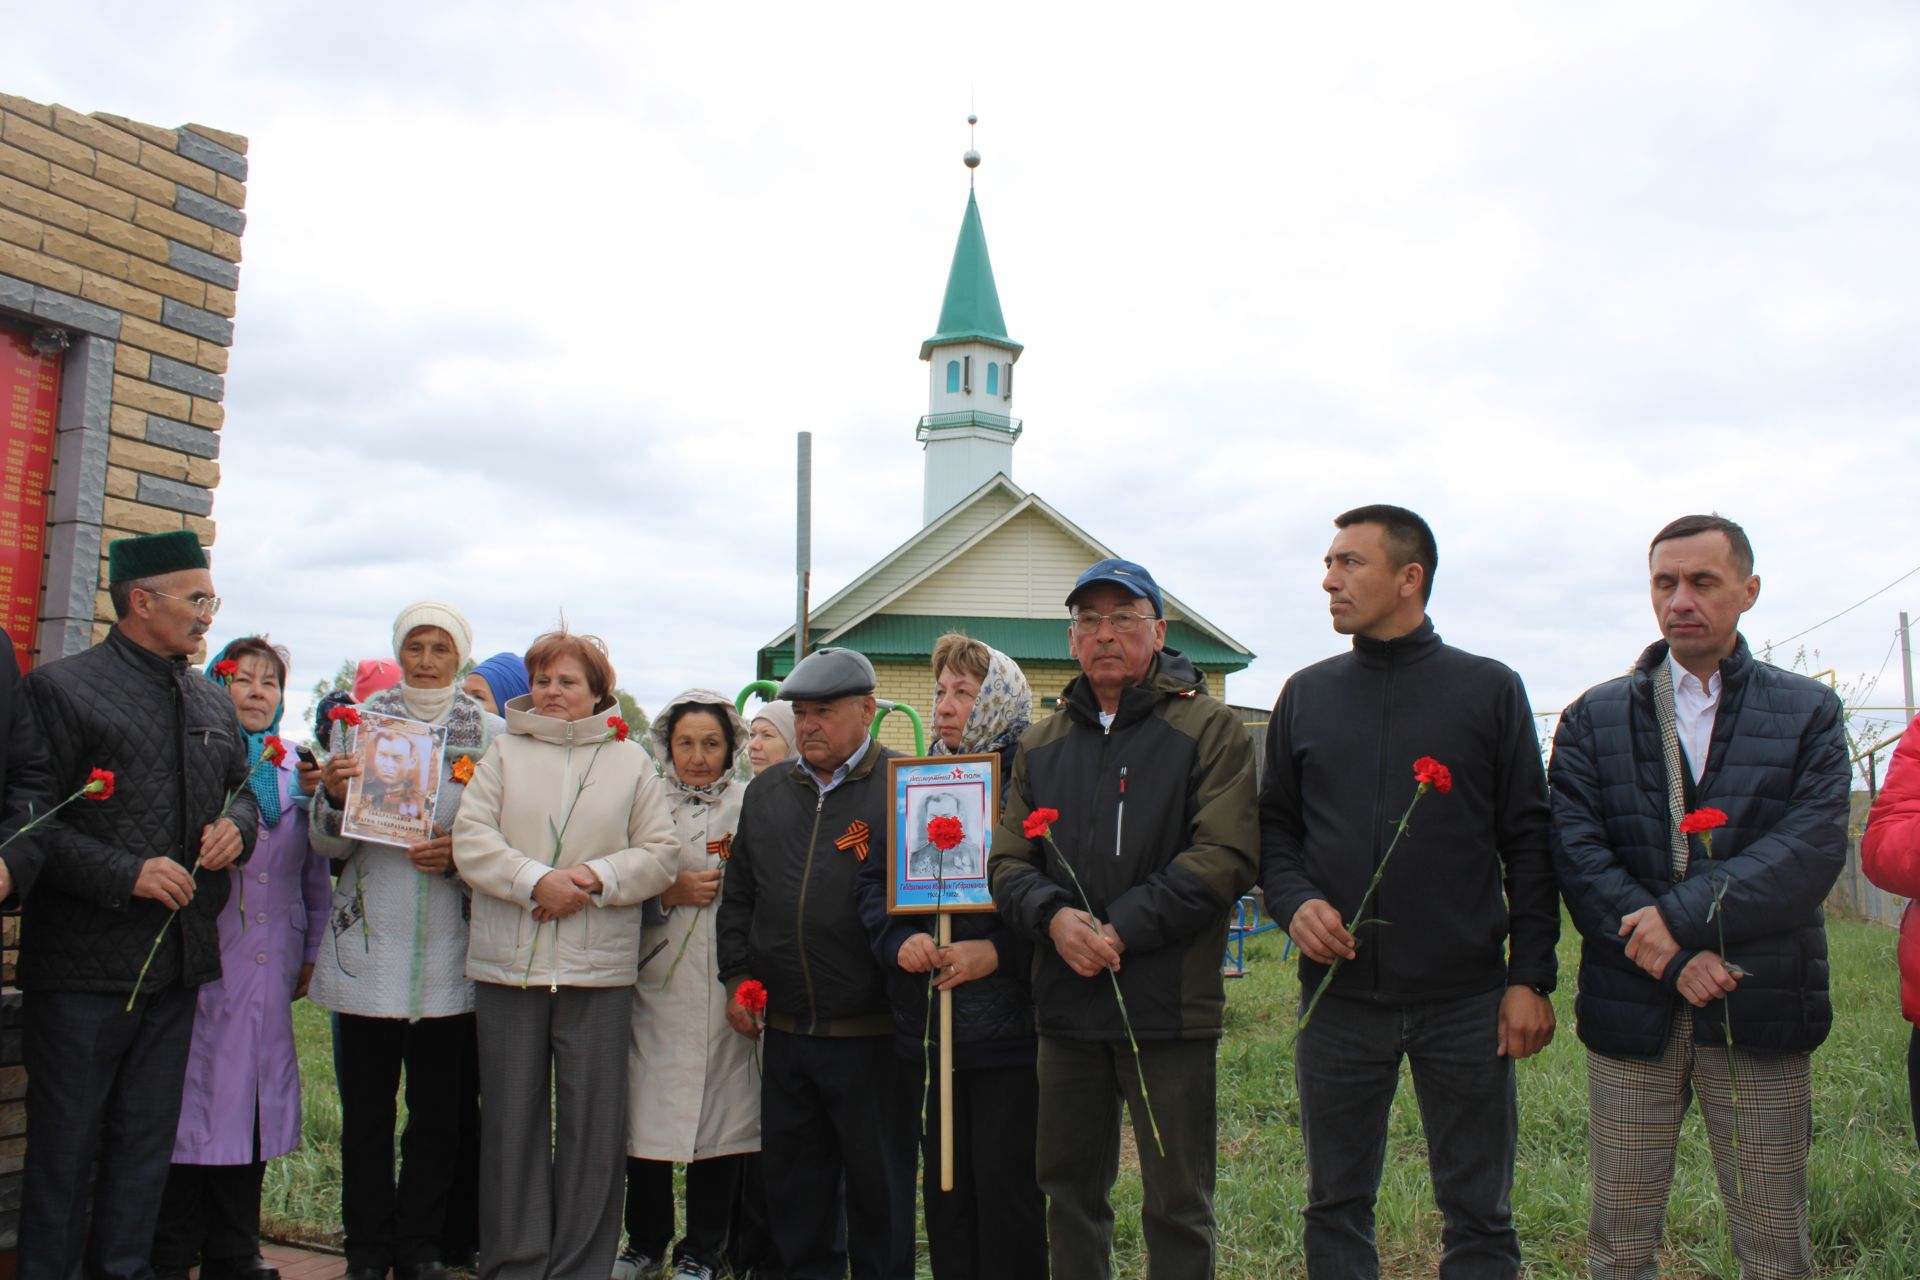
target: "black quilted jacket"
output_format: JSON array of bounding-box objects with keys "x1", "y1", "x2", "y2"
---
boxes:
[
  {"x1": 1, "y1": 633, "x2": 55, "y2": 905},
  {"x1": 1549, "y1": 637, "x2": 1850, "y2": 1057},
  {"x1": 21, "y1": 629, "x2": 258, "y2": 993}
]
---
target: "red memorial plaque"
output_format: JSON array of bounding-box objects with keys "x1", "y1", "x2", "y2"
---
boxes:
[{"x1": 0, "y1": 323, "x2": 59, "y2": 672}]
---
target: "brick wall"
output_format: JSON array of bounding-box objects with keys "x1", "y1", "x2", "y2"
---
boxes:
[
  {"x1": 0, "y1": 90, "x2": 247, "y2": 652},
  {"x1": 0, "y1": 90, "x2": 248, "y2": 1252}
]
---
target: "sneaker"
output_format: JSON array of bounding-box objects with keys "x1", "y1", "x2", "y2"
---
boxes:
[
  {"x1": 611, "y1": 1247, "x2": 661, "y2": 1280},
  {"x1": 668, "y1": 1261, "x2": 714, "y2": 1280}
]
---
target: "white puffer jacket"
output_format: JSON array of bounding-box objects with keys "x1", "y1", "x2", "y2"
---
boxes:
[{"x1": 455, "y1": 696, "x2": 678, "y2": 989}]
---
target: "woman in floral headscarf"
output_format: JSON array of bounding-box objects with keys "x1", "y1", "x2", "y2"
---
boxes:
[
  {"x1": 153, "y1": 637, "x2": 332, "y2": 1280},
  {"x1": 868, "y1": 635, "x2": 1047, "y2": 1278}
]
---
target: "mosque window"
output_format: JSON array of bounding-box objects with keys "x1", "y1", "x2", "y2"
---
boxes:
[
  {"x1": 963, "y1": 355, "x2": 972, "y2": 393},
  {"x1": 986, "y1": 362, "x2": 999, "y2": 396},
  {"x1": 1004, "y1": 362, "x2": 1013, "y2": 399},
  {"x1": 946, "y1": 360, "x2": 960, "y2": 393}
]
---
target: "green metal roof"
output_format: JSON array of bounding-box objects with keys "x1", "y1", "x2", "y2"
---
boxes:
[
  {"x1": 757, "y1": 614, "x2": 1252, "y2": 680},
  {"x1": 919, "y1": 192, "x2": 1023, "y2": 360}
]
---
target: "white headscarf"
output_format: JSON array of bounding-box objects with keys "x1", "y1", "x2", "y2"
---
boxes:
[{"x1": 391, "y1": 600, "x2": 475, "y2": 725}]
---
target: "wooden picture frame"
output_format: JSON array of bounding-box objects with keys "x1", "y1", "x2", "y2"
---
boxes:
[{"x1": 884, "y1": 753, "x2": 1000, "y2": 915}]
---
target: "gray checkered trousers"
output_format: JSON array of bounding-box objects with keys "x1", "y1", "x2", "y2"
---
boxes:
[{"x1": 1584, "y1": 660, "x2": 1814, "y2": 1280}]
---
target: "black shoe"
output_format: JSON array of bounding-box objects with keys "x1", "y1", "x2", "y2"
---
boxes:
[
  {"x1": 204, "y1": 1256, "x2": 281, "y2": 1280},
  {"x1": 345, "y1": 1268, "x2": 389, "y2": 1280},
  {"x1": 397, "y1": 1263, "x2": 452, "y2": 1280},
  {"x1": 152, "y1": 1267, "x2": 192, "y2": 1280}
]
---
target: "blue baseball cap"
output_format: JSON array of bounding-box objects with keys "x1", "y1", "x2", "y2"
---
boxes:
[{"x1": 1066, "y1": 558, "x2": 1164, "y2": 618}]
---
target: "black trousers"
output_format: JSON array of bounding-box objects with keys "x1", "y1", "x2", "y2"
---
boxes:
[
  {"x1": 725, "y1": 1153, "x2": 787, "y2": 1279},
  {"x1": 922, "y1": 1061, "x2": 1048, "y2": 1280},
  {"x1": 624, "y1": 1155, "x2": 744, "y2": 1268},
  {"x1": 19, "y1": 985, "x2": 197, "y2": 1280},
  {"x1": 335, "y1": 1011, "x2": 476, "y2": 1271},
  {"x1": 152, "y1": 1161, "x2": 266, "y2": 1269},
  {"x1": 1910, "y1": 1025, "x2": 1919, "y2": 1156},
  {"x1": 759, "y1": 1030, "x2": 918, "y2": 1280},
  {"x1": 441, "y1": 1029, "x2": 482, "y2": 1267}
]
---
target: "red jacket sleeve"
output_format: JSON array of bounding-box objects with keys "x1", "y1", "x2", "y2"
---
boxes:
[{"x1": 1863, "y1": 716, "x2": 1920, "y2": 897}]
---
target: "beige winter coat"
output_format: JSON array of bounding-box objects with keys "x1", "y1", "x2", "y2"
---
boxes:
[
  {"x1": 455, "y1": 696, "x2": 678, "y2": 990},
  {"x1": 626, "y1": 691, "x2": 760, "y2": 1162}
]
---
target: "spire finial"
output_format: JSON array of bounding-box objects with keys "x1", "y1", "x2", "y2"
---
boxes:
[{"x1": 963, "y1": 112, "x2": 980, "y2": 189}]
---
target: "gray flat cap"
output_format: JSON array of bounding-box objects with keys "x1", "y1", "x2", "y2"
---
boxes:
[{"x1": 780, "y1": 647, "x2": 877, "y2": 701}]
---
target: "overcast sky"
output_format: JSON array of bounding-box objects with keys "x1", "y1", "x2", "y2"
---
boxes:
[{"x1": 11, "y1": 3, "x2": 1920, "y2": 758}]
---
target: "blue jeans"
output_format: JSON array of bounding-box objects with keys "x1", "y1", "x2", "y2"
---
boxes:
[{"x1": 1294, "y1": 988, "x2": 1519, "y2": 1280}]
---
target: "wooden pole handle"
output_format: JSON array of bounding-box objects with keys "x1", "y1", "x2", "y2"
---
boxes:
[{"x1": 938, "y1": 911, "x2": 955, "y2": 1193}]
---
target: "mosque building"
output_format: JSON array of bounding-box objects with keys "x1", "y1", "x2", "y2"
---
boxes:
[{"x1": 756, "y1": 122, "x2": 1252, "y2": 750}]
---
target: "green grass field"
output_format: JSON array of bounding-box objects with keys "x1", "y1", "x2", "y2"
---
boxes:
[{"x1": 264, "y1": 915, "x2": 1920, "y2": 1278}]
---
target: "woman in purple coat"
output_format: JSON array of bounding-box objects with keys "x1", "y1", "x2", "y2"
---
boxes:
[{"x1": 152, "y1": 636, "x2": 332, "y2": 1280}]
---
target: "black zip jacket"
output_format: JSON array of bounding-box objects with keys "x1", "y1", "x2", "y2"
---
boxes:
[
  {"x1": 989, "y1": 649, "x2": 1259, "y2": 1042},
  {"x1": 1550, "y1": 638, "x2": 1848, "y2": 1057},
  {"x1": 1258, "y1": 619, "x2": 1558, "y2": 1005},
  {"x1": 716, "y1": 739, "x2": 899, "y2": 1037},
  {"x1": 22, "y1": 628, "x2": 258, "y2": 993}
]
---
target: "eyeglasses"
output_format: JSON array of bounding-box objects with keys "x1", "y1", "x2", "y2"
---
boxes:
[
  {"x1": 144, "y1": 589, "x2": 222, "y2": 618},
  {"x1": 1070, "y1": 610, "x2": 1159, "y2": 635}
]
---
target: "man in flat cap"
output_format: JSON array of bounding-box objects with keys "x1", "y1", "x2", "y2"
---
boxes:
[
  {"x1": 716, "y1": 647, "x2": 917, "y2": 1279},
  {"x1": 991, "y1": 557, "x2": 1259, "y2": 1280},
  {"x1": 19, "y1": 530, "x2": 258, "y2": 1280}
]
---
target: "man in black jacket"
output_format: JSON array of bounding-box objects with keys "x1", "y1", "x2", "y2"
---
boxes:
[
  {"x1": 1260, "y1": 505, "x2": 1558, "y2": 1279},
  {"x1": 1, "y1": 629, "x2": 55, "y2": 905},
  {"x1": 991, "y1": 558, "x2": 1259, "y2": 1280},
  {"x1": 716, "y1": 647, "x2": 915, "y2": 1280},
  {"x1": 19, "y1": 530, "x2": 257, "y2": 1280},
  {"x1": 1550, "y1": 514, "x2": 1848, "y2": 1280}
]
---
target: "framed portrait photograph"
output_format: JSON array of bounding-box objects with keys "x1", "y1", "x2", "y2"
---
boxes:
[
  {"x1": 886, "y1": 753, "x2": 1001, "y2": 914},
  {"x1": 341, "y1": 710, "x2": 449, "y2": 849}
]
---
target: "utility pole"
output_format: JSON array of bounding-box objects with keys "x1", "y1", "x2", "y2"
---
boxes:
[
  {"x1": 795, "y1": 432, "x2": 812, "y2": 670},
  {"x1": 1901, "y1": 611, "x2": 1915, "y2": 725}
]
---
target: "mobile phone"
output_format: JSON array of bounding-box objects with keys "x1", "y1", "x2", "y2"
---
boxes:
[{"x1": 295, "y1": 744, "x2": 319, "y2": 768}]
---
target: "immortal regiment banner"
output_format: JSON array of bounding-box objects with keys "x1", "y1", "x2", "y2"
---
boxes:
[
  {"x1": 341, "y1": 710, "x2": 449, "y2": 847},
  {"x1": 0, "y1": 323, "x2": 57, "y2": 673}
]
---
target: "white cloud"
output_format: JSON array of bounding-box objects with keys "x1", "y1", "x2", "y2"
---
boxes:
[{"x1": 7, "y1": 1, "x2": 1918, "y2": 743}]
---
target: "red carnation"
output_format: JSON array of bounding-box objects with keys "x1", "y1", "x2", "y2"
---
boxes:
[
  {"x1": 1413, "y1": 756, "x2": 1453, "y2": 794},
  {"x1": 735, "y1": 979, "x2": 768, "y2": 1015},
  {"x1": 211, "y1": 658, "x2": 239, "y2": 681},
  {"x1": 327, "y1": 705, "x2": 361, "y2": 726},
  {"x1": 1023, "y1": 807, "x2": 1060, "y2": 840},
  {"x1": 83, "y1": 768, "x2": 114, "y2": 801},
  {"x1": 261, "y1": 736, "x2": 287, "y2": 767},
  {"x1": 1679, "y1": 807, "x2": 1728, "y2": 835},
  {"x1": 927, "y1": 815, "x2": 965, "y2": 851},
  {"x1": 607, "y1": 715, "x2": 630, "y2": 742}
]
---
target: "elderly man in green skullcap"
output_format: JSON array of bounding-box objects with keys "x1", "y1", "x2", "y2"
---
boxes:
[{"x1": 18, "y1": 529, "x2": 259, "y2": 1280}]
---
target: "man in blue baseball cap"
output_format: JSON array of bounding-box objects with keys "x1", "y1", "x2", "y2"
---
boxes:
[{"x1": 991, "y1": 555, "x2": 1259, "y2": 1280}]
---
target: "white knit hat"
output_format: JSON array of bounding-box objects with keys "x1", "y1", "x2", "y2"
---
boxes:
[
  {"x1": 748, "y1": 699, "x2": 797, "y2": 753},
  {"x1": 391, "y1": 600, "x2": 474, "y2": 671}
]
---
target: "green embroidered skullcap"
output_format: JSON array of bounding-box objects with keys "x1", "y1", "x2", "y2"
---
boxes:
[{"x1": 108, "y1": 530, "x2": 209, "y2": 585}]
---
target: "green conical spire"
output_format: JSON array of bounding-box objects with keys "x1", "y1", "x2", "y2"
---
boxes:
[{"x1": 920, "y1": 191, "x2": 1023, "y2": 360}]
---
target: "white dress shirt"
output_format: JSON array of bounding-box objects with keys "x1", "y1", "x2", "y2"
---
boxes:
[{"x1": 1669, "y1": 653, "x2": 1721, "y2": 784}]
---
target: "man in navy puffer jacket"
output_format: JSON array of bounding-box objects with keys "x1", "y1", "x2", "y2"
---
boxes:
[{"x1": 1550, "y1": 514, "x2": 1849, "y2": 1280}]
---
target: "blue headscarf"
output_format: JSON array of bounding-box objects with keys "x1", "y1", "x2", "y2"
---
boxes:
[
  {"x1": 469, "y1": 650, "x2": 531, "y2": 709},
  {"x1": 205, "y1": 638, "x2": 287, "y2": 827}
]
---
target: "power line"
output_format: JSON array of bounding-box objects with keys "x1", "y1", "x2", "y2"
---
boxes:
[
  {"x1": 1767, "y1": 565, "x2": 1920, "y2": 648},
  {"x1": 1854, "y1": 625, "x2": 1902, "y2": 707}
]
